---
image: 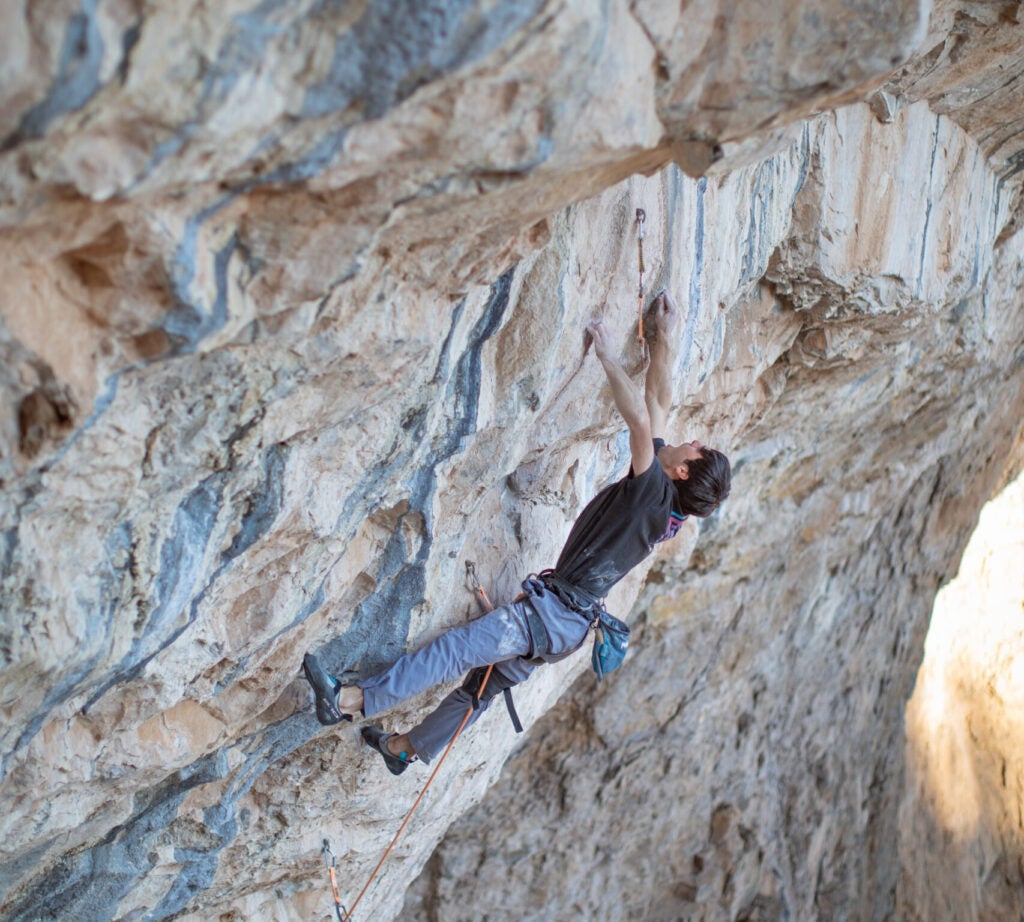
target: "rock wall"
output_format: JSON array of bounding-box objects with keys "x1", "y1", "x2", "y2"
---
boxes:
[
  {"x1": 403, "y1": 104, "x2": 1024, "y2": 921},
  {"x1": 1, "y1": 2, "x2": 1024, "y2": 921},
  {"x1": 898, "y1": 471, "x2": 1024, "y2": 922}
]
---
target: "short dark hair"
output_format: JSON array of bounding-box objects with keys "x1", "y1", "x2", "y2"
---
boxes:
[{"x1": 674, "y1": 447, "x2": 731, "y2": 517}]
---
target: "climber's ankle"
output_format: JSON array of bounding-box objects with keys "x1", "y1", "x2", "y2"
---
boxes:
[
  {"x1": 337, "y1": 685, "x2": 364, "y2": 715},
  {"x1": 386, "y1": 733, "x2": 415, "y2": 760}
]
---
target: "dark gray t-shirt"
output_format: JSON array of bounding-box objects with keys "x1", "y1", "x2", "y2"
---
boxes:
[{"x1": 553, "y1": 439, "x2": 685, "y2": 599}]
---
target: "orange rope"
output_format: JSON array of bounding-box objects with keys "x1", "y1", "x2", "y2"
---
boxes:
[{"x1": 340, "y1": 563, "x2": 496, "y2": 921}]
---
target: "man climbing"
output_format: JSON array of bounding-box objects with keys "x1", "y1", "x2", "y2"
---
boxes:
[{"x1": 303, "y1": 291, "x2": 731, "y2": 774}]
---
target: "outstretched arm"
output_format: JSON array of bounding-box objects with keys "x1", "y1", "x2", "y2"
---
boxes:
[
  {"x1": 588, "y1": 321, "x2": 655, "y2": 475},
  {"x1": 645, "y1": 292, "x2": 680, "y2": 438}
]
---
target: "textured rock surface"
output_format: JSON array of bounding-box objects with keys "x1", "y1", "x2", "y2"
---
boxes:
[
  {"x1": 1, "y1": 2, "x2": 1024, "y2": 921},
  {"x1": 404, "y1": 105, "x2": 1024, "y2": 921},
  {"x1": 899, "y1": 471, "x2": 1024, "y2": 922}
]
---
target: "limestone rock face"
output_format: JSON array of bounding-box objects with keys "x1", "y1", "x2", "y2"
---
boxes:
[
  {"x1": 1, "y1": 3, "x2": 1023, "y2": 921},
  {"x1": 404, "y1": 105, "x2": 1024, "y2": 921},
  {"x1": 899, "y1": 472, "x2": 1024, "y2": 922}
]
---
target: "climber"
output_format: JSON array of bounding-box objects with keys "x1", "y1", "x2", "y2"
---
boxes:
[{"x1": 302, "y1": 291, "x2": 731, "y2": 774}]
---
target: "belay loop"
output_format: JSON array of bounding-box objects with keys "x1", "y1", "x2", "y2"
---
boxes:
[{"x1": 636, "y1": 207, "x2": 648, "y2": 362}]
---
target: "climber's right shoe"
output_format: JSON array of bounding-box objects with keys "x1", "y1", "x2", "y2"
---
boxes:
[
  {"x1": 302, "y1": 653, "x2": 350, "y2": 726},
  {"x1": 361, "y1": 726, "x2": 416, "y2": 776}
]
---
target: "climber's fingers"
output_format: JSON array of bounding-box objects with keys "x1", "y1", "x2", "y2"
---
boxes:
[
  {"x1": 655, "y1": 291, "x2": 680, "y2": 334},
  {"x1": 586, "y1": 321, "x2": 616, "y2": 363}
]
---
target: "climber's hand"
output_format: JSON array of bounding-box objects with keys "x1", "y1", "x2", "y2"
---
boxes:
[
  {"x1": 653, "y1": 291, "x2": 680, "y2": 336},
  {"x1": 586, "y1": 321, "x2": 616, "y2": 364}
]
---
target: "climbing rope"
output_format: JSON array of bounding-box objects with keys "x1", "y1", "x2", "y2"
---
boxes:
[
  {"x1": 636, "y1": 208, "x2": 647, "y2": 362},
  {"x1": 334, "y1": 561, "x2": 497, "y2": 921}
]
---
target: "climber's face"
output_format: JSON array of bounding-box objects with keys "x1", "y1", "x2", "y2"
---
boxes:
[{"x1": 658, "y1": 440, "x2": 704, "y2": 480}]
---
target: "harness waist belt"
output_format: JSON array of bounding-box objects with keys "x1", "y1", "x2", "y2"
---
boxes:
[{"x1": 537, "y1": 569, "x2": 603, "y2": 616}]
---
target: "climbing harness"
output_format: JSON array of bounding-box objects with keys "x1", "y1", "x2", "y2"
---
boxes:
[
  {"x1": 333, "y1": 561, "x2": 498, "y2": 921},
  {"x1": 463, "y1": 662, "x2": 523, "y2": 732},
  {"x1": 531, "y1": 569, "x2": 630, "y2": 681},
  {"x1": 322, "y1": 839, "x2": 348, "y2": 922},
  {"x1": 636, "y1": 208, "x2": 648, "y2": 362}
]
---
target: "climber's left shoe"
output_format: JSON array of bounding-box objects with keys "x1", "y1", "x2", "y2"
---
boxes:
[
  {"x1": 361, "y1": 726, "x2": 416, "y2": 776},
  {"x1": 302, "y1": 653, "x2": 351, "y2": 726}
]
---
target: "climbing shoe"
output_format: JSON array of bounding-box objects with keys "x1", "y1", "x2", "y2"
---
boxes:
[
  {"x1": 361, "y1": 726, "x2": 416, "y2": 776},
  {"x1": 302, "y1": 653, "x2": 350, "y2": 726}
]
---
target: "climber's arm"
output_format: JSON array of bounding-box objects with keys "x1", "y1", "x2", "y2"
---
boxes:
[
  {"x1": 645, "y1": 292, "x2": 680, "y2": 438},
  {"x1": 588, "y1": 320, "x2": 655, "y2": 475}
]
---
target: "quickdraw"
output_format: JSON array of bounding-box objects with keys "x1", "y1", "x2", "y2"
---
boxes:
[
  {"x1": 636, "y1": 208, "x2": 648, "y2": 362},
  {"x1": 322, "y1": 839, "x2": 348, "y2": 922},
  {"x1": 465, "y1": 559, "x2": 494, "y2": 611}
]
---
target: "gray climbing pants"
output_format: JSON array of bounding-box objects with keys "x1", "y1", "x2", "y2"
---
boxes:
[{"x1": 360, "y1": 584, "x2": 592, "y2": 763}]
